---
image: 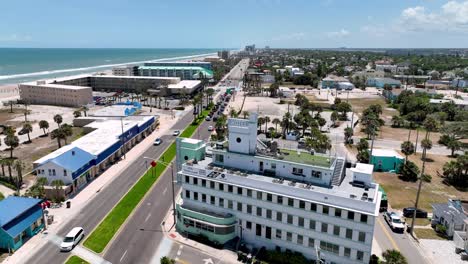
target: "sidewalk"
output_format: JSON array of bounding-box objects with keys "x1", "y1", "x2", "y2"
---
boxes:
[
  {"x1": 161, "y1": 195, "x2": 239, "y2": 264},
  {"x1": 2, "y1": 112, "x2": 185, "y2": 264}
]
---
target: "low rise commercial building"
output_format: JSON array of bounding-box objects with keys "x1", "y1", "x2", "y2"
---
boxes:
[
  {"x1": 174, "y1": 113, "x2": 381, "y2": 264},
  {"x1": 19, "y1": 81, "x2": 93, "y2": 107},
  {"x1": 138, "y1": 66, "x2": 213, "y2": 80},
  {"x1": 0, "y1": 197, "x2": 44, "y2": 252},
  {"x1": 321, "y1": 75, "x2": 351, "y2": 89},
  {"x1": 366, "y1": 78, "x2": 401, "y2": 89},
  {"x1": 370, "y1": 149, "x2": 404, "y2": 173}
]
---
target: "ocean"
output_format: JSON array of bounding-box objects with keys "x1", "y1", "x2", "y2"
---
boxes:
[{"x1": 0, "y1": 48, "x2": 218, "y2": 85}]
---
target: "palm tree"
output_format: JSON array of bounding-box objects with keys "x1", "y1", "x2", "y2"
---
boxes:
[
  {"x1": 61, "y1": 124, "x2": 73, "y2": 145},
  {"x1": 0, "y1": 158, "x2": 6, "y2": 177},
  {"x1": 420, "y1": 139, "x2": 432, "y2": 160},
  {"x1": 4, "y1": 159, "x2": 13, "y2": 183},
  {"x1": 14, "y1": 160, "x2": 25, "y2": 191},
  {"x1": 39, "y1": 120, "x2": 49, "y2": 136},
  {"x1": 257, "y1": 117, "x2": 265, "y2": 132},
  {"x1": 22, "y1": 122, "x2": 33, "y2": 142},
  {"x1": 206, "y1": 88, "x2": 215, "y2": 104},
  {"x1": 392, "y1": 115, "x2": 405, "y2": 128},
  {"x1": 317, "y1": 117, "x2": 326, "y2": 131},
  {"x1": 344, "y1": 127, "x2": 353, "y2": 144},
  {"x1": 51, "y1": 128, "x2": 65, "y2": 148},
  {"x1": 382, "y1": 249, "x2": 408, "y2": 264},
  {"x1": 401, "y1": 141, "x2": 415, "y2": 163},
  {"x1": 445, "y1": 136, "x2": 461, "y2": 157},
  {"x1": 81, "y1": 105, "x2": 89, "y2": 117},
  {"x1": 264, "y1": 116, "x2": 270, "y2": 133},
  {"x1": 242, "y1": 111, "x2": 249, "y2": 119},
  {"x1": 272, "y1": 118, "x2": 281, "y2": 133},
  {"x1": 4, "y1": 134, "x2": 19, "y2": 158},
  {"x1": 331, "y1": 111, "x2": 338, "y2": 127},
  {"x1": 73, "y1": 110, "x2": 82, "y2": 118},
  {"x1": 54, "y1": 114, "x2": 63, "y2": 129},
  {"x1": 36, "y1": 177, "x2": 48, "y2": 198}
]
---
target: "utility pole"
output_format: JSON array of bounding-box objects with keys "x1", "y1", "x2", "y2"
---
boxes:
[{"x1": 410, "y1": 139, "x2": 428, "y2": 237}]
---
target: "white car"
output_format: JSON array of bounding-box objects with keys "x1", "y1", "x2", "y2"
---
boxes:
[
  {"x1": 153, "y1": 138, "x2": 162, "y2": 145},
  {"x1": 172, "y1": 130, "x2": 180, "y2": 136},
  {"x1": 60, "y1": 227, "x2": 84, "y2": 251},
  {"x1": 208, "y1": 126, "x2": 214, "y2": 131},
  {"x1": 384, "y1": 212, "x2": 405, "y2": 232}
]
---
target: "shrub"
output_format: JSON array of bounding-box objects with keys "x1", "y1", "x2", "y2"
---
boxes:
[{"x1": 436, "y1": 224, "x2": 447, "y2": 234}]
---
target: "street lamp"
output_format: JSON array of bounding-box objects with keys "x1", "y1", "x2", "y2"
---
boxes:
[{"x1": 143, "y1": 156, "x2": 177, "y2": 225}]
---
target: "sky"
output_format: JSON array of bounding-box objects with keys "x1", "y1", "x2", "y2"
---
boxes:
[{"x1": 1, "y1": 0, "x2": 468, "y2": 49}]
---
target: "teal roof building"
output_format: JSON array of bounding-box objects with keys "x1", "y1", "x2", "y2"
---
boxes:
[
  {"x1": 138, "y1": 66, "x2": 213, "y2": 80},
  {"x1": 370, "y1": 149, "x2": 404, "y2": 173}
]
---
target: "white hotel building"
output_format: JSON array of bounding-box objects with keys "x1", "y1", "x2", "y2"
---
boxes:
[{"x1": 175, "y1": 113, "x2": 381, "y2": 264}]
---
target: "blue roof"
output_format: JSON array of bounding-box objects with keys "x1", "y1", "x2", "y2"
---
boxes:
[
  {"x1": 49, "y1": 147, "x2": 95, "y2": 173},
  {"x1": 2, "y1": 207, "x2": 43, "y2": 238},
  {"x1": 0, "y1": 196, "x2": 42, "y2": 227}
]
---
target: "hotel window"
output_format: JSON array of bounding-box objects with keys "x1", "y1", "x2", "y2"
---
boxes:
[
  {"x1": 310, "y1": 203, "x2": 317, "y2": 212},
  {"x1": 247, "y1": 189, "x2": 252, "y2": 197},
  {"x1": 322, "y1": 206, "x2": 329, "y2": 215},
  {"x1": 185, "y1": 190, "x2": 190, "y2": 199},
  {"x1": 276, "y1": 212, "x2": 283, "y2": 222},
  {"x1": 193, "y1": 178, "x2": 198, "y2": 185},
  {"x1": 237, "y1": 187, "x2": 243, "y2": 195},
  {"x1": 276, "y1": 229, "x2": 282, "y2": 239},
  {"x1": 202, "y1": 179, "x2": 206, "y2": 187},
  {"x1": 321, "y1": 223, "x2": 328, "y2": 233},
  {"x1": 287, "y1": 214, "x2": 293, "y2": 224},
  {"x1": 358, "y1": 232, "x2": 366, "y2": 242},
  {"x1": 247, "y1": 204, "x2": 252, "y2": 214},
  {"x1": 309, "y1": 220, "x2": 316, "y2": 230},
  {"x1": 215, "y1": 154, "x2": 224, "y2": 163},
  {"x1": 292, "y1": 167, "x2": 303, "y2": 175},
  {"x1": 267, "y1": 193, "x2": 272, "y2": 202},
  {"x1": 219, "y1": 183, "x2": 224, "y2": 191},
  {"x1": 257, "y1": 191, "x2": 263, "y2": 200},
  {"x1": 210, "y1": 196, "x2": 215, "y2": 205},
  {"x1": 256, "y1": 224, "x2": 262, "y2": 236},
  {"x1": 333, "y1": 226, "x2": 340, "y2": 236},
  {"x1": 286, "y1": 232, "x2": 292, "y2": 242},
  {"x1": 346, "y1": 228, "x2": 353, "y2": 239},
  {"x1": 228, "y1": 200, "x2": 233, "y2": 209},
  {"x1": 219, "y1": 198, "x2": 224, "y2": 207},
  {"x1": 237, "y1": 202, "x2": 243, "y2": 212},
  {"x1": 357, "y1": 251, "x2": 364, "y2": 261},
  {"x1": 299, "y1": 200, "x2": 305, "y2": 209},
  {"x1": 257, "y1": 207, "x2": 262, "y2": 216},
  {"x1": 246, "y1": 221, "x2": 252, "y2": 230},
  {"x1": 348, "y1": 211, "x2": 355, "y2": 220},
  {"x1": 194, "y1": 192, "x2": 198, "y2": 200},
  {"x1": 298, "y1": 217, "x2": 304, "y2": 227},
  {"x1": 210, "y1": 181, "x2": 215, "y2": 189},
  {"x1": 48, "y1": 169, "x2": 52, "y2": 176},
  {"x1": 311, "y1": 170, "x2": 322, "y2": 178},
  {"x1": 360, "y1": 214, "x2": 368, "y2": 223},
  {"x1": 344, "y1": 248, "x2": 351, "y2": 258},
  {"x1": 320, "y1": 241, "x2": 339, "y2": 255},
  {"x1": 63, "y1": 170, "x2": 67, "y2": 176},
  {"x1": 265, "y1": 226, "x2": 272, "y2": 239},
  {"x1": 288, "y1": 198, "x2": 294, "y2": 207},
  {"x1": 202, "y1": 194, "x2": 206, "y2": 203},
  {"x1": 308, "y1": 238, "x2": 314, "y2": 248},
  {"x1": 185, "y1": 176, "x2": 190, "y2": 183},
  {"x1": 228, "y1": 185, "x2": 233, "y2": 193},
  {"x1": 277, "y1": 195, "x2": 283, "y2": 204},
  {"x1": 297, "y1": 234, "x2": 303, "y2": 245},
  {"x1": 52, "y1": 169, "x2": 56, "y2": 176},
  {"x1": 335, "y1": 208, "x2": 342, "y2": 217},
  {"x1": 266, "y1": 209, "x2": 272, "y2": 219}
]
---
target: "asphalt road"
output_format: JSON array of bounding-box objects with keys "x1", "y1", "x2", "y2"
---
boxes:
[
  {"x1": 103, "y1": 118, "x2": 214, "y2": 264},
  {"x1": 374, "y1": 213, "x2": 429, "y2": 264},
  {"x1": 26, "y1": 110, "x2": 198, "y2": 264}
]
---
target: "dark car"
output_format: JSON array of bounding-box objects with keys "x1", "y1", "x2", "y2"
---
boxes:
[
  {"x1": 403, "y1": 207, "x2": 428, "y2": 218},
  {"x1": 18, "y1": 128, "x2": 28, "y2": 135}
]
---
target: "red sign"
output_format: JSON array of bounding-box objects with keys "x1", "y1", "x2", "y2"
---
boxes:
[{"x1": 150, "y1": 161, "x2": 157, "y2": 167}]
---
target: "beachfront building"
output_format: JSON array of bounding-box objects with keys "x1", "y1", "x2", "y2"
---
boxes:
[
  {"x1": 112, "y1": 66, "x2": 139, "y2": 76},
  {"x1": 144, "y1": 61, "x2": 212, "y2": 71},
  {"x1": 138, "y1": 66, "x2": 213, "y2": 80},
  {"x1": 19, "y1": 80, "x2": 93, "y2": 107},
  {"x1": 366, "y1": 78, "x2": 401, "y2": 89},
  {"x1": 33, "y1": 108, "x2": 158, "y2": 198},
  {"x1": 174, "y1": 113, "x2": 381, "y2": 264},
  {"x1": 370, "y1": 149, "x2": 404, "y2": 173},
  {"x1": 0, "y1": 197, "x2": 44, "y2": 252}
]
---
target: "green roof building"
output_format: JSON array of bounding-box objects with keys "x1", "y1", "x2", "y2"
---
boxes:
[{"x1": 138, "y1": 66, "x2": 213, "y2": 80}]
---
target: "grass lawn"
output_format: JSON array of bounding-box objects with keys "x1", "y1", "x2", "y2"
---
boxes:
[
  {"x1": 406, "y1": 218, "x2": 431, "y2": 227},
  {"x1": 414, "y1": 228, "x2": 448, "y2": 240},
  {"x1": 280, "y1": 149, "x2": 331, "y2": 167},
  {"x1": 65, "y1": 256, "x2": 89, "y2": 264},
  {"x1": 83, "y1": 108, "x2": 209, "y2": 253}
]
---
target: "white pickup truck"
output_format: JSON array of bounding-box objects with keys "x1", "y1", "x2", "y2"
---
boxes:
[{"x1": 384, "y1": 212, "x2": 405, "y2": 232}]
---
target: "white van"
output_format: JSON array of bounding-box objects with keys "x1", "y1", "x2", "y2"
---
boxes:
[{"x1": 60, "y1": 227, "x2": 84, "y2": 251}]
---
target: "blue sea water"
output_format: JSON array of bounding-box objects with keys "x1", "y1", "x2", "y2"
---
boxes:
[{"x1": 0, "y1": 48, "x2": 218, "y2": 85}]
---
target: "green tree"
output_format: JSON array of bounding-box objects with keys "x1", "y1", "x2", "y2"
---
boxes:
[
  {"x1": 401, "y1": 141, "x2": 415, "y2": 163},
  {"x1": 160, "y1": 256, "x2": 175, "y2": 264},
  {"x1": 264, "y1": 116, "x2": 271, "y2": 134},
  {"x1": 61, "y1": 124, "x2": 73, "y2": 145},
  {"x1": 317, "y1": 117, "x2": 326, "y2": 131},
  {"x1": 54, "y1": 114, "x2": 63, "y2": 129},
  {"x1": 22, "y1": 122, "x2": 33, "y2": 142},
  {"x1": 391, "y1": 115, "x2": 405, "y2": 128},
  {"x1": 336, "y1": 102, "x2": 351, "y2": 120},
  {"x1": 39, "y1": 120, "x2": 49, "y2": 136},
  {"x1": 14, "y1": 160, "x2": 25, "y2": 191},
  {"x1": 269, "y1": 82, "x2": 279, "y2": 97},
  {"x1": 344, "y1": 127, "x2": 353, "y2": 144},
  {"x1": 382, "y1": 249, "x2": 408, "y2": 264},
  {"x1": 73, "y1": 110, "x2": 82, "y2": 118},
  {"x1": 4, "y1": 134, "x2": 19, "y2": 158},
  {"x1": 399, "y1": 160, "x2": 420, "y2": 182},
  {"x1": 51, "y1": 128, "x2": 65, "y2": 148},
  {"x1": 272, "y1": 118, "x2": 281, "y2": 133},
  {"x1": 330, "y1": 111, "x2": 338, "y2": 127}
]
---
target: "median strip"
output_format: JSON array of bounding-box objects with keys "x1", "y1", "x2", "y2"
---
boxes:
[{"x1": 83, "y1": 109, "x2": 211, "y2": 253}]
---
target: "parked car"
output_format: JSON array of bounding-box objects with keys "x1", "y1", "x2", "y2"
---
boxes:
[
  {"x1": 153, "y1": 138, "x2": 162, "y2": 145},
  {"x1": 208, "y1": 126, "x2": 214, "y2": 131},
  {"x1": 18, "y1": 128, "x2": 28, "y2": 135},
  {"x1": 205, "y1": 116, "x2": 211, "y2": 121},
  {"x1": 384, "y1": 212, "x2": 405, "y2": 232},
  {"x1": 60, "y1": 227, "x2": 84, "y2": 251},
  {"x1": 403, "y1": 207, "x2": 428, "y2": 218},
  {"x1": 172, "y1": 130, "x2": 180, "y2": 136}
]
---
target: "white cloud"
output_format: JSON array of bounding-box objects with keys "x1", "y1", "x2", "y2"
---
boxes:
[
  {"x1": 397, "y1": 1, "x2": 468, "y2": 32},
  {"x1": 326, "y1": 29, "x2": 350, "y2": 38},
  {"x1": 0, "y1": 34, "x2": 32, "y2": 42}
]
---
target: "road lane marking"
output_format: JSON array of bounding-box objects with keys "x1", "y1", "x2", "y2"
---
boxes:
[
  {"x1": 145, "y1": 213, "x2": 152, "y2": 222},
  {"x1": 378, "y1": 217, "x2": 400, "y2": 250},
  {"x1": 120, "y1": 249, "x2": 128, "y2": 262},
  {"x1": 163, "y1": 187, "x2": 168, "y2": 195}
]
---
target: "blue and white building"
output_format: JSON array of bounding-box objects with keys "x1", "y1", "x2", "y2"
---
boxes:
[
  {"x1": 175, "y1": 113, "x2": 381, "y2": 264},
  {"x1": 366, "y1": 78, "x2": 401, "y2": 89},
  {"x1": 34, "y1": 114, "x2": 157, "y2": 196}
]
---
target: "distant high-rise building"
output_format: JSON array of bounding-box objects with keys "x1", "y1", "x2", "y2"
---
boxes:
[
  {"x1": 265, "y1": 45, "x2": 270, "y2": 50},
  {"x1": 245, "y1": 44, "x2": 256, "y2": 53},
  {"x1": 218, "y1": 50, "x2": 230, "y2": 60}
]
